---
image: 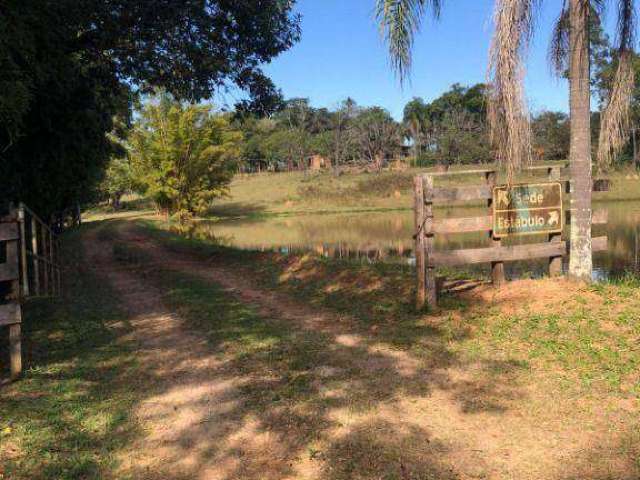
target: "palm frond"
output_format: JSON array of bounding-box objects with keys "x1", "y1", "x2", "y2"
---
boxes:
[
  {"x1": 598, "y1": 0, "x2": 636, "y2": 167},
  {"x1": 549, "y1": 1, "x2": 569, "y2": 76},
  {"x1": 617, "y1": 0, "x2": 636, "y2": 50},
  {"x1": 549, "y1": 1, "x2": 606, "y2": 77},
  {"x1": 375, "y1": 0, "x2": 442, "y2": 83},
  {"x1": 598, "y1": 51, "x2": 635, "y2": 168},
  {"x1": 487, "y1": 0, "x2": 537, "y2": 180}
]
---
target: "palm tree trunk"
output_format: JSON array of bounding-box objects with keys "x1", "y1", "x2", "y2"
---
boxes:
[{"x1": 568, "y1": 0, "x2": 593, "y2": 281}]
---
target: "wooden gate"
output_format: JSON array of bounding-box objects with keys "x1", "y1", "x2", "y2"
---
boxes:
[
  {"x1": 413, "y1": 167, "x2": 608, "y2": 309},
  {"x1": 1, "y1": 203, "x2": 62, "y2": 380}
]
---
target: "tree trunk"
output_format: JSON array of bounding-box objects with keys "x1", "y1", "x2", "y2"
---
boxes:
[{"x1": 568, "y1": 0, "x2": 593, "y2": 282}]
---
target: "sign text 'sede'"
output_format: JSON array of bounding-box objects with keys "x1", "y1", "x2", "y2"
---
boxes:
[{"x1": 493, "y1": 182, "x2": 563, "y2": 237}]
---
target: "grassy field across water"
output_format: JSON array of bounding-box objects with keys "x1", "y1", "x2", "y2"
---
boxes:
[{"x1": 205, "y1": 166, "x2": 640, "y2": 219}]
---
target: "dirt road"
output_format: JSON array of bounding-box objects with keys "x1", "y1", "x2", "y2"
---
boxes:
[{"x1": 83, "y1": 220, "x2": 638, "y2": 480}]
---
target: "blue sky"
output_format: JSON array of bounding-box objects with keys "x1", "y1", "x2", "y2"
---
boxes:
[{"x1": 248, "y1": 0, "x2": 596, "y2": 120}]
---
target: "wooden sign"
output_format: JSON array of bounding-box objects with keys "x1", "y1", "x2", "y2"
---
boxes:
[{"x1": 493, "y1": 182, "x2": 563, "y2": 237}]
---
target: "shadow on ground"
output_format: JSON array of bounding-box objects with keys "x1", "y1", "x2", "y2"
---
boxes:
[
  {"x1": 0, "y1": 231, "x2": 143, "y2": 480},
  {"x1": 95, "y1": 220, "x2": 545, "y2": 480}
]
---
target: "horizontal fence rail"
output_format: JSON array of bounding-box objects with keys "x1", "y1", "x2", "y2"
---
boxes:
[
  {"x1": 18, "y1": 202, "x2": 62, "y2": 298},
  {"x1": 1, "y1": 203, "x2": 63, "y2": 380},
  {"x1": 413, "y1": 165, "x2": 609, "y2": 309},
  {"x1": 0, "y1": 210, "x2": 22, "y2": 379},
  {"x1": 430, "y1": 236, "x2": 608, "y2": 267}
]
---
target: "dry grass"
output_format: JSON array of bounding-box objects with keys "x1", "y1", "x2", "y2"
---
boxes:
[
  {"x1": 129, "y1": 217, "x2": 640, "y2": 479},
  {"x1": 488, "y1": 0, "x2": 534, "y2": 180},
  {"x1": 598, "y1": 51, "x2": 635, "y2": 169}
]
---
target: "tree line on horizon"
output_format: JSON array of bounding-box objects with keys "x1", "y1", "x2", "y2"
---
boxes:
[
  {"x1": 100, "y1": 46, "x2": 640, "y2": 219},
  {"x1": 103, "y1": 15, "x2": 640, "y2": 218},
  {"x1": 0, "y1": 0, "x2": 301, "y2": 219},
  {"x1": 4, "y1": 1, "x2": 640, "y2": 228}
]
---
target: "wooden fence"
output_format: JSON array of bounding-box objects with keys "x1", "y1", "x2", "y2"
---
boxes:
[
  {"x1": 1, "y1": 203, "x2": 62, "y2": 380},
  {"x1": 414, "y1": 166, "x2": 608, "y2": 309}
]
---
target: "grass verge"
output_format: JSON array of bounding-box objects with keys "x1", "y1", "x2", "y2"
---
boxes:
[
  {"x1": 0, "y1": 226, "x2": 142, "y2": 480},
  {"x1": 136, "y1": 218, "x2": 640, "y2": 397}
]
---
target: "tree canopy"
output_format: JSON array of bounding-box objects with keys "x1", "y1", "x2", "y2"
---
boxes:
[{"x1": 0, "y1": 0, "x2": 300, "y2": 217}]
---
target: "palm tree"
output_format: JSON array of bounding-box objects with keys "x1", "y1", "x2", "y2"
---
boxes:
[{"x1": 376, "y1": 0, "x2": 636, "y2": 281}]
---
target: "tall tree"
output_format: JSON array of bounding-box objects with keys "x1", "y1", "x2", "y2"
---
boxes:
[
  {"x1": 353, "y1": 107, "x2": 401, "y2": 171},
  {"x1": 0, "y1": 0, "x2": 300, "y2": 216},
  {"x1": 532, "y1": 111, "x2": 570, "y2": 161},
  {"x1": 403, "y1": 97, "x2": 428, "y2": 159},
  {"x1": 376, "y1": 0, "x2": 637, "y2": 282},
  {"x1": 130, "y1": 96, "x2": 242, "y2": 216},
  {"x1": 568, "y1": 0, "x2": 594, "y2": 280}
]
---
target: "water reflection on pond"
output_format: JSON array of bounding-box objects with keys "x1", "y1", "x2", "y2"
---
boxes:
[{"x1": 187, "y1": 201, "x2": 640, "y2": 281}]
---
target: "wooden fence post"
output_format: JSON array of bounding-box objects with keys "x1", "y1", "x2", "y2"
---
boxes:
[
  {"x1": 42, "y1": 225, "x2": 49, "y2": 295},
  {"x1": 548, "y1": 167, "x2": 563, "y2": 276},
  {"x1": 6, "y1": 222, "x2": 22, "y2": 379},
  {"x1": 423, "y1": 175, "x2": 437, "y2": 307},
  {"x1": 31, "y1": 216, "x2": 40, "y2": 296},
  {"x1": 48, "y1": 230, "x2": 53, "y2": 295},
  {"x1": 414, "y1": 175, "x2": 427, "y2": 309},
  {"x1": 486, "y1": 171, "x2": 505, "y2": 286},
  {"x1": 9, "y1": 322, "x2": 21, "y2": 380},
  {"x1": 17, "y1": 204, "x2": 29, "y2": 297},
  {"x1": 57, "y1": 239, "x2": 62, "y2": 296}
]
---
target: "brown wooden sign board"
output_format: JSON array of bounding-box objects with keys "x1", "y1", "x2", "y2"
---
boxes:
[{"x1": 493, "y1": 182, "x2": 563, "y2": 238}]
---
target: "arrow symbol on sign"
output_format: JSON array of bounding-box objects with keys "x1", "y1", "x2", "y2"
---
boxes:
[
  {"x1": 548, "y1": 211, "x2": 559, "y2": 226},
  {"x1": 497, "y1": 190, "x2": 510, "y2": 207}
]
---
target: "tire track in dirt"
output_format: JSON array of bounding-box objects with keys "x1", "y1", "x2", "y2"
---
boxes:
[
  {"x1": 83, "y1": 220, "x2": 638, "y2": 480},
  {"x1": 84, "y1": 226, "x2": 251, "y2": 479}
]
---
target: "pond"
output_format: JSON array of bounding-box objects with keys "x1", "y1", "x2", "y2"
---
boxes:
[{"x1": 188, "y1": 201, "x2": 640, "y2": 281}]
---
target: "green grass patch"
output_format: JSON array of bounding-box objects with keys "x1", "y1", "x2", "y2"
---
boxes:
[
  {"x1": 0, "y1": 227, "x2": 142, "y2": 480},
  {"x1": 135, "y1": 218, "x2": 640, "y2": 398}
]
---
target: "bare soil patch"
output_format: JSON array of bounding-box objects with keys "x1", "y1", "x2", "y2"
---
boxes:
[{"x1": 85, "y1": 220, "x2": 639, "y2": 480}]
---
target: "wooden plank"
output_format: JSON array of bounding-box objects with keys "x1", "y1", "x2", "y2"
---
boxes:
[
  {"x1": 565, "y1": 208, "x2": 608, "y2": 225},
  {"x1": 414, "y1": 175, "x2": 427, "y2": 310},
  {"x1": 431, "y1": 236, "x2": 609, "y2": 267},
  {"x1": 563, "y1": 180, "x2": 611, "y2": 194},
  {"x1": 42, "y1": 226, "x2": 49, "y2": 295},
  {"x1": 21, "y1": 202, "x2": 55, "y2": 236},
  {"x1": 431, "y1": 241, "x2": 567, "y2": 267},
  {"x1": 0, "y1": 223, "x2": 19, "y2": 242},
  {"x1": 10, "y1": 323, "x2": 22, "y2": 379},
  {"x1": 547, "y1": 165, "x2": 563, "y2": 277},
  {"x1": 593, "y1": 235, "x2": 608, "y2": 252},
  {"x1": 0, "y1": 260, "x2": 19, "y2": 282},
  {"x1": 49, "y1": 228, "x2": 54, "y2": 296},
  {"x1": 426, "y1": 169, "x2": 496, "y2": 177},
  {"x1": 486, "y1": 171, "x2": 505, "y2": 286},
  {"x1": 56, "y1": 239, "x2": 62, "y2": 296},
  {"x1": 423, "y1": 175, "x2": 437, "y2": 307},
  {"x1": 433, "y1": 216, "x2": 492, "y2": 234},
  {"x1": 524, "y1": 165, "x2": 569, "y2": 177},
  {"x1": 18, "y1": 208, "x2": 29, "y2": 296},
  {"x1": 548, "y1": 233, "x2": 563, "y2": 276},
  {"x1": 525, "y1": 165, "x2": 566, "y2": 171},
  {"x1": 0, "y1": 303, "x2": 21, "y2": 326},
  {"x1": 592, "y1": 208, "x2": 608, "y2": 225},
  {"x1": 429, "y1": 185, "x2": 492, "y2": 202},
  {"x1": 32, "y1": 217, "x2": 40, "y2": 296}
]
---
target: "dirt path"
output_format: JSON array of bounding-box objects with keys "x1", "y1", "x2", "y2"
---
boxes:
[{"x1": 84, "y1": 220, "x2": 638, "y2": 480}]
